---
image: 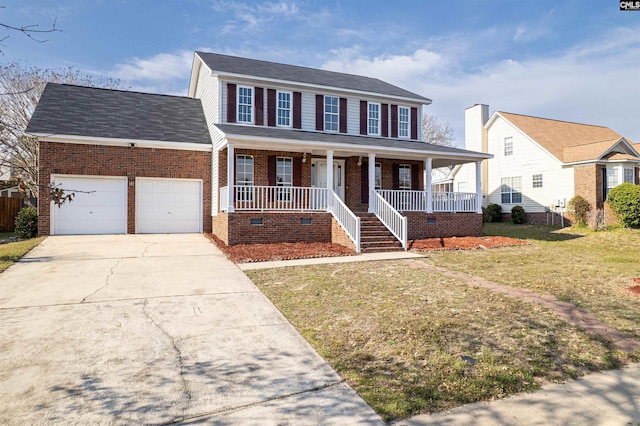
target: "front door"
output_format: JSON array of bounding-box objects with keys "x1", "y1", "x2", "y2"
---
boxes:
[{"x1": 312, "y1": 159, "x2": 345, "y2": 201}]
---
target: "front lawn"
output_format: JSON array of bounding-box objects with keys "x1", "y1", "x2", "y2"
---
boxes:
[
  {"x1": 247, "y1": 224, "x2": 638, "y2": 421},
  {"x1": 0, "y1": 237, "x2": 44, "y2": 273}
]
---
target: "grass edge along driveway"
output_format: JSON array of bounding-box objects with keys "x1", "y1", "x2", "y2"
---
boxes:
[{"x1": 0, "y1": 235, "x2": 45, "y2": 273}]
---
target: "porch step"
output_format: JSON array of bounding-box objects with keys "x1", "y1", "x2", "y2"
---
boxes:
[{"x1": 356, "y1": 213, "x2": 404, "y2": 253}]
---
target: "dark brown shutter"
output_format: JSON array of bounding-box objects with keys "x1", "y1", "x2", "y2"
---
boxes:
[
  {"x1": 411, "y1": 164, "x2": 420, "y2": 190},
  {"x1": 381, "y1": 103, "x2": 389, "y2": 137},
  {"x1": 267, "y1": 89, "x2": 276, "y2": 127},
  {"x1": 339, "y1": 98, "x2": 347, "y2": 133},
  {"x1": 293, "y1": 157, "x2": 303, "y2": 187},
  {"x1": 392, "y1": 163, "x2": 399, "y2": 190},
  {"x1": 268, "y1": 155, "x2": 277, "y2": 186},
  {"x1": 227, "y1": 83, "x2": 236, "y2": 123},
  {"x1": 316, "y1": 95, "x2": 324, "y2": 131},
  {"x1": 360, "y1": 101, "x2": 367, "y2": 135},
  {"x1": 361, "y1": 162, "x2": 369, "y2": 203},
  {"x1": 391, "y1": 105, "x2": 398, "y2": 138},
  {"x1": 411, "y1": 107, "x2": 418, "y2": 140},
  {"x1": 255, "y1": 88, "x2": 264, "y2": 126},
  {"x1": 293, "y1": 92, "x2": 302, "y2": 129}
]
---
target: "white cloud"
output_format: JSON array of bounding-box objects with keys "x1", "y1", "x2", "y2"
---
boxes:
[
  {"x1": 108, "y1": 50, "x2": 194, "y2": 82},
  {"x1": 211, "y1": 0, "x2": 300, "y2": 31}
]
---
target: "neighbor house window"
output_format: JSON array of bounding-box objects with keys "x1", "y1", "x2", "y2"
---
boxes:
[
  {"x1": 237, "y1": 86, "x2": 253, "y2": 123},
  {"x1": 501, "y1": 176, "x2": 522, "y2": 203},
  {"x1": 368, "y1": 103, "x2": 380, "y2": 135},
  {"x1": 324, "y1": 96, "x2": 339, "y2": 131},
  {"x1": 399, "y1": 164, "x2": 411, "y2": 190},
  {"x1": 606, "y1": 167, "x2": 619, "y2": 198},
  {"x1": 532, "y1": 174, "x2": 543, "y2": 188},
  {"x1": 624, "y1": 167, "x2": 634, "y2": 183},
  {"x1": 277, "y1": 91, "x2": 291, "y2": 127},
  {"x1": 236, "y1": 155, "x2": 254, "y2": 202},
  {"x1": 375, "y1": 163, "x2": 382, "y2": 189},
  {"x1": 504, "y1": 137, "x2": 513, "y2": 156},
  {"x1": 398, "y1": 107, "x2": 410, "y2": 138}
]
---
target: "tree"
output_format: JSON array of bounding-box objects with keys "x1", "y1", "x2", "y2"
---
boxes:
[
  {"x1": 422, "y1": 114, "x2": 455, "y2": 146},
  {"x1": 0, "y1": 6, "x2": 60, "y2": 55},
  {"x1": 0, "y1": 63, "x2": 120, "y2": 198}
]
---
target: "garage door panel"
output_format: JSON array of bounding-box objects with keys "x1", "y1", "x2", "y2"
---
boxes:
[{"x1": 136, "y1": 179, "x2": 202, "y2": 234}]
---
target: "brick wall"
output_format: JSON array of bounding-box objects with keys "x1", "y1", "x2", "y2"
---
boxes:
[
  {"x1": 212, "y1": 211, "x2": 229, "y2": 244},
  {"x1": 225, "y1": 212, "x2": 332, "y2": 245},
  {"x1": 331, "y1": 217, "x2": 357, "y2": 251},
  {"x1": 405, "y1": 212, "x2": 482, "y2": 239},
  {"x1": 39, "y1": 141, "x2": 212, "y2": 235},
  {"x1": 573, "y1": 163, "x2": 619, "y2": 227}
]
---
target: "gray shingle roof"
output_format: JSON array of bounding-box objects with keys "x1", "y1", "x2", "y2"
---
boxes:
[
  {"x1": 214, "y1": 124, "x2": 489, "y2": 160},
  {"x1": 27, "y1": 83, "x2": 211, "y2": 144},
  {"x1": 196, "y1": 52, "x2": 432, "y2": 103}
]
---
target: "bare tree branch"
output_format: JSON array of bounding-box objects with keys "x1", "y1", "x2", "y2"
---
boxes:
[
  {"x1": 422, "y1": 114, "x2": 456, "y2": 147},
  {"x1": 0, "y1": 17, "x2": 60, "y2": 45}
]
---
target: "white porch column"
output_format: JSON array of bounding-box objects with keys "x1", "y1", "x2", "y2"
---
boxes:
[
  {"x1": 227, "y1": 143, "x2": 235, "y2": 212},
  {"x1": 326, "y1": 150, "x2": 334, "y2": 205},
  {"x1": 475, "y1": 160, "x2": 483, "y2": 214},
  {"x1": 368, "y1": 153, "x2": 376, "y2": 212},
  {"x1": 424, "y1": 157, "x2": 433, "y2": 213}
]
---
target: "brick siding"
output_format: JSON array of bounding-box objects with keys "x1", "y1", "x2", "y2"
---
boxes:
[
  {"x1": 225, "y1": 212, "x2": 332, "y2": 245},
  {"x1": 405, "y1": 212, "x2": 482, "y2": 239},
  {"x1": 331, "y1": 217, "x2": 357, "y2": 251},
  {"x1": 38, "y1": 141, "x2": 212, "y2": 235}
]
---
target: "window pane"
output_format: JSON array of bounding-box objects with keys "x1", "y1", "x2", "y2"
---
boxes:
[
  {"x1": 368, "y1": 103, "x2": 380, "y2": 135},
  {"x1": 624, "y1": 168, "x2": 634, "y2": 183},
  {"x1": 237, "y1": 87, "x2": 253, "y2": 123},
  {"x1": 324, "y1": 96, "x2": 338, "y2": 131},
  {"x1": 504, "y1": 137, "x2": 513, "y2": 156},
  {"x1": 399, "y1": 165, "x2": 411, "y2": 189},
  {"x1": 277, "y1": 92, "x2": 291, "y2": 126},
  {"x1": 276, "y1": 157, "x2": 292, "y2": 186},
  {"x1": 399, "y1": 107, "x2": 409, "y2": 138},
  {"x1": 374, "y1": 163, "x2": 381, "y2": 189}
]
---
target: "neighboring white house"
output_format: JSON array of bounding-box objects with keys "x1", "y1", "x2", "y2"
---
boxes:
[{"x1": 437, "y1": 104, "x2": 640, "y2": 224}]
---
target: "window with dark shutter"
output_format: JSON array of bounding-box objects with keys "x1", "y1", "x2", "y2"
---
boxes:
[
  {"x1": 267, "y1": 89, "x2": 276, "y2": 127},
  {"x1": 361, "y1": 162, "x2": 369, "y2": 203},
  {"x1": 339, "y1": 98, "x2": 347, "y2": 133},
  {"x1": 391, "y1": 105, "x2": 398, "y2": 138},
  {"x1": 411, "y1": 107, "x2": 418, "y2": 140},
  {"x1": 381, "y1": 103, "x2": 389, "y2": 137},
  {"x1": 293, "y1": 92, "x2": 302, "y2": 129},
  {"x1": 255, "y1": 88, "x2": 264, "y2": 126},
  {"x1": 316, "y1": 95, "x2": 323, "y2": 131},
  {"x1": 360, "y1": 100, "x2": 367, "y2": 135},
  {"x1": 227, "y1": 83, "x2": 236, "y2": 123}
]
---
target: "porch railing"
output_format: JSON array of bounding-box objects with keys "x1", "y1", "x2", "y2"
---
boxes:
[
  {"x1": 220, "y1": 185, "x2": 329, "y2": 211},
  {"x1": 371, "y1": 191, "x2": 407, "y2": 250},
  {"x1": 377, "y1": 190, "x2": 477, "y2": 213},
  {"x1": 329, "y1": 191, "x2": 361, "y2": 253}
]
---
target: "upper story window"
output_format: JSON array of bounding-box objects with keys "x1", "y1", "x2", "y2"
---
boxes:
[
  {"x1": 277, "y1": 91, "x2": 291, "y2": 127},
  {"x1": 324, "y1": 96, "x2": 339, "y2": 132},
  {"x1": 399, "y1": 164, "x2": 411, "y2": 190},
  {"x1": 375, "y1": 163, "x2": 382, "y2": 189},
  {"x1": 398, "y1": 107, "x2": 410, "y2": 138},
  {"x1": 237, "y1": 86, "x2": 253, "y2": 123},
  {"x1": 532, "y1": 174, "x2": 543, "y2": 188},
  {"x1": 368, "y1": 103, "x2": 380, "y2": 135},
  {"x1": 501, "y1": 176, "x2": 522, "y2": 203},
  {"x1": 504, "y1": 137, "x2": 513, "y2": 156}
]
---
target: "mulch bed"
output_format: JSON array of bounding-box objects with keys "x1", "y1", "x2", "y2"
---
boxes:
[
  {"x1": 205, "y1": 233, "x2": 356, "y2": 263},
  {"x1": 409, "y1": 236, "x2": 529, "y2": 251}
]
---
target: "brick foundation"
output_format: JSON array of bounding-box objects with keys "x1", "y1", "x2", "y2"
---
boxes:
[
  {"x1": 224, "y1": 212, "x2": 332, "y2": 245},
  {"x1": 405, "y1": 212, "x2": 483, "y2": 239},
  {"x1": 331, "y1": 217, "x2": 357, "y2": 251},
  {"x1": 38, "y1": 141, "x2": 212, "y2": 235}
]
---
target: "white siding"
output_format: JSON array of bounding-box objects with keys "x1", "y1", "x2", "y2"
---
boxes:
[
  {"x1": 194, "y1": 64, "x2": 220, "y2": 138},
  {"x1": 301, "y1": 90, "x2": 316, "y2": 130},
  {"x1": 347, "y1": 97, "x2": 360, "y2": 134},
  {"x1": 211, "y1": 149, "x2": 218, "y2": 216},
  {"x1": 485, "y1": 116, "x2": 574, "y2": 213}
]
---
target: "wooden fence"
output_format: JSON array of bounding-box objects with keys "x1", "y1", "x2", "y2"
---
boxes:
[{"x1": 0, "y1": 198, "x2": 23, "y2": 232}]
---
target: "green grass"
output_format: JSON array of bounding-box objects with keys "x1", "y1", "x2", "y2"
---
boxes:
[
  {"x1": 248, "y1": 253, "x2": 634, "y2": 421},
  {"x1": 0, "y1": 237, "x2": 44, "y2": 273},
  {"x1": 0, "y1": 232, "x2": 16, "y2": 240}
]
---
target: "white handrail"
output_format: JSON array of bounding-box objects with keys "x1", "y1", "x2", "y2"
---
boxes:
[
  {"x1": 329, "y1": 190, "x2": 361, "y2": 253},
  {"x1": 432, "y1": 191, "x2": 477, "y2": 212},
  {"x1": 372, "y1": 191, "x2": 407, "y2": 250},
  {"x1": 377, "y1": 189, "x2": 478, "y2": 213},
  {"x1": 228, "y1": 185, "x2": 329, "y2": 211}
]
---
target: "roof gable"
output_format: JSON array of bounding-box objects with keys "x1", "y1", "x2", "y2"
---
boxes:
[
  {"x1": 27, "y1": 83, "x2": 211, "y2": 144},
  {"x1": 195, "y1": 51, "x2": 431, "y2": 102}
]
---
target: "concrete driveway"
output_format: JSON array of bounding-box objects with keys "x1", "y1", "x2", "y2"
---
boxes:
[{"x1": 0, "y1": 234, "x2": 381, "y2": 425}]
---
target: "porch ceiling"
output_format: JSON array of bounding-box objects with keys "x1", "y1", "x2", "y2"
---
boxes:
[{"x1": 213, "y1": 124, "x2": 491, "y2": 167}]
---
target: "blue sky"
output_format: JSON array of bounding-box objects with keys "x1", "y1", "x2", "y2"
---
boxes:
[{"x1": 3, "y1": 1, "x2": 640, "y2": 146}]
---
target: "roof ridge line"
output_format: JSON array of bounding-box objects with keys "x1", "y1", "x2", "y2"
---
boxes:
[
  {"x1": 499, "y1": 111, "x2": 615, "y2": 130},
  {"x1": 46, "y1": 82, "x2": 193, "y2": 100}
]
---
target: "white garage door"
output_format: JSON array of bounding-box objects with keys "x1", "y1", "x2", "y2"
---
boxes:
[
  {"x1": 136, "y1": 178, "x2": 202, "y2": 233},
  {"x1": 51, "y1": 175, "x2": 127, "y2": 235}
]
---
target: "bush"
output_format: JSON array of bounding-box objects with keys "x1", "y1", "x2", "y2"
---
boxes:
[
  {"x1": 486, "y1": 204, "x2": 502, "y2": 222},
  {"x1": 607, "y1": 183, "x2": 640, "y2": 228},
  {"x1": 567, "y1": 195, "x2": 590, "y2": 227},
  {"x1": 511, "y1": 205, "x2": 525, "y2": 224},
  {"x1": 14, "y1": 207, "x2": 38, "y2": 239}
]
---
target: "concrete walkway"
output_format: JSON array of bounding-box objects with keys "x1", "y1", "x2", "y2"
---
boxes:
[{"x1": 0, "y1": 234, "x2": 381, "y2": 425}]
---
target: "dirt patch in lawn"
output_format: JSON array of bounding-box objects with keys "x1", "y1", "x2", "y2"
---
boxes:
[
  {"x1": 409, "y1": 235, "x2": 528, "y2": 251},
  {"x1": 205, "y1": 233, "x2": 355, "y2": 263}
]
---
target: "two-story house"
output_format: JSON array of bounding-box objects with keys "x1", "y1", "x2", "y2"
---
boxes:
[
  {"x1": 438, "y1": 104, "x2": 640, "y2": 226},
  {"x1": 28, "y1": 52, "x2": 491, "y2": 252}
]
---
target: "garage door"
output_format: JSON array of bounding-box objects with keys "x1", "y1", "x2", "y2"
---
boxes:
[
  {"x1": 51, "y1": 175, "x2": 127, "y2": 235},
  {"x1": 136, "y1": 178, "x2": 202, "y2": 233}
]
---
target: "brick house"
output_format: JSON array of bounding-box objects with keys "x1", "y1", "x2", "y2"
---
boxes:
[
  {"x1": 28, "y1": 52, "x2": 491, "y2": 252},
  {"x1": 439, "y1": 104, "x2": 640, "y2": 226}
]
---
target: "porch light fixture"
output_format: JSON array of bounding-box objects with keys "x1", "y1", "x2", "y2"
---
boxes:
[
  {"x1": 302, "y1": 153, "x2": 307, "y2": 163},
  {"x1": 357, "y1": 156, "x2": 362, "y2": 166}
]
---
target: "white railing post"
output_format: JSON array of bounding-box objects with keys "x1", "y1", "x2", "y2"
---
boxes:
[
  {"x1": 227, "y1": 144, "x2": 235, "y2": 212},
  {"x1": 368, "y1": 153, "x2": 376, "y2": 213},
  {"x1": 425, "y1": 158, "x2": 433, "y2": 213},
  {"x1": 371, "y1": 192, "x2": 407, "y2": 250},
  {"x1": 328, "y1": 190, "x2": 360, "y2": 253},
  {"x1": 475, "y1": 160, "x2": 483, "y2": 214}
]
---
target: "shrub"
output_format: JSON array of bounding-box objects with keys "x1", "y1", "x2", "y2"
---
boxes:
[
  {"x1": 567, "y1": 195, "x2": 590, "y2": 227},
  {"x1": 607, "y1": 183, "x2": 640, "y2": 228},
  {"x1": 486, "y1": 204, "x2": 502, "y2": 222},
  {"x1": 511, "y1": 205, "x2": 525, "y2": 224},
  {"x1": 14, "y1": 207, "x2": 38, "y2": 239},
  {"x1": 481, "y1": 206, "x2": 490, "y2": 222}
]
